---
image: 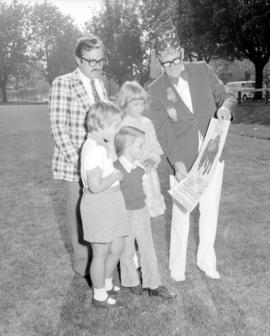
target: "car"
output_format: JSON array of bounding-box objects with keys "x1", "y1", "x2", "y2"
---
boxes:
[{"x1": 226, "y1": 81, "x2": 255, "y2": 100}]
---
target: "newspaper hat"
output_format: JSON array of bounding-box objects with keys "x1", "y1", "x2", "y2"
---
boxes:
[{"x1": 154, "y1": 18, "x2": 181, "y2": 58}]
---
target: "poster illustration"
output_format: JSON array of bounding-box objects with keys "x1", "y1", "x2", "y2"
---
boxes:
[{"x1": 169, "y1": 118, "x2": 230, "y2": 212}]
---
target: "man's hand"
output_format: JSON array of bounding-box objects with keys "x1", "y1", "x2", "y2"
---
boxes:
[
  {"x1": 217, "y1": 106, "x2": 231, "y2": 121},
  {"x1": 174, "y1": 161, "x2": 188, "y2": 182}
]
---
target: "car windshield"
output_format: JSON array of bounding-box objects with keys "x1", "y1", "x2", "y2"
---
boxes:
[{"x1": 246, "y1": 83, "x2": 255, "y2": 88}]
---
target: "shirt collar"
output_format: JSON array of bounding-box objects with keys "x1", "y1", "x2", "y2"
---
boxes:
[
  {"x1": 169, "y1": 64, "x2": 187, "y2": 86},
  {"x1": 119, "y1": 155, "x2": 138, "y2": 173},
  {"x1": 78, "y1": 68, "x2": 99, "y2": 84}
]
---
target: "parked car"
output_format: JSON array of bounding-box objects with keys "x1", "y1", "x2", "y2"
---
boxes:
[{"x1": 226, "y1": 81, "x2": 255, "y2": 100}]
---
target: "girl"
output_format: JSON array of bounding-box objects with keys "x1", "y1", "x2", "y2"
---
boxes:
[
  {"x1": 80, "y1": 101, "x2": 129, "y2": 309},
  {"x1": 117, "y1": 81, "x2": 166, "y2": 271},
  {"x1": 117, "y1": 81, "x2": 163, "y2": 168},
  {"x1": 114, "y1": 126, "x2": 176, "y2": 300},
  {"x1": 117, "y1": 81, "x2": 166, "y2": 218}
]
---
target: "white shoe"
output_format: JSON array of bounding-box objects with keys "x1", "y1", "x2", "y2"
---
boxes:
[
  {"x1": 170, "y1": 271, "x2": 185, "y2": 282},
  {"x1": 204, "y1": 270, "x2": 220, "y2": 279},
  {"x1": 198, "y1": 267, "x2": 220, "y2": 279}
]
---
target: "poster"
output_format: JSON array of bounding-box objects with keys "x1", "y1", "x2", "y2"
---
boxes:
[{"x1": 168, "y1": 118, "x2": 230, "y2": 212}]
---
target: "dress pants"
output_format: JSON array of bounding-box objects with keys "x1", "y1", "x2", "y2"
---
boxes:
[
  {"x1": 169, "y1": 161, "x2": 224, "y2": 277},
  {"x1": 120, "y1": 207, "x2": 161, "y2": 289},
  {"x1": 66, "y1": 181, "x2": 89, "y2": 276}
]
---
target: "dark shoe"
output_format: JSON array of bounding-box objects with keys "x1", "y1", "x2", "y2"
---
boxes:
[
  {"x1": 148, "y1": 286, "x2": 177, "y2": 300},
  {"x1": 107, "y1": 285, "x2": 121, "y2": 296},
  {"x1": 92, "y1": 296, "x2": 124, "y2": 309},
  {"x1": 122, "y1": 285, "x2": 143, "y2": 295}
]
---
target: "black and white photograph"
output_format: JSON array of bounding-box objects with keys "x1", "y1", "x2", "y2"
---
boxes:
[{"x1": 1, "y1": 0, "x2": 270, "y2": 335}]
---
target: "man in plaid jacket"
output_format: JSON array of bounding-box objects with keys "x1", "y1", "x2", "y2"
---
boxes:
[{"x1": 49, "y1": 35, "x2": 108, "y2": 276}]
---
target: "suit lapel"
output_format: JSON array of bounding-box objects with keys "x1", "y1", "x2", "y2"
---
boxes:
[
  {"x1": 162, "y1": 73, "x2": 195, "y2": 120},
  {"x1": 71, "y1": 69, "x2": 91, "y2": 111}
]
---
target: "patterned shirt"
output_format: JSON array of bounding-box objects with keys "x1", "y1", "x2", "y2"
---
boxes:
[{"x1": 49, "y1": 68, "x2": 107, "y2": 181}]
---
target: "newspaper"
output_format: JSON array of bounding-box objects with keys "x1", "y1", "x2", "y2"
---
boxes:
[{"x1": 169, "y1": 118, "x2": 230, "y2": 212}]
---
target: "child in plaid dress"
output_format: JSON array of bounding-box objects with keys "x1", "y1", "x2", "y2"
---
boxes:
[{"x1": 80, "y1": 101, "x2": 129, "y2": 308}]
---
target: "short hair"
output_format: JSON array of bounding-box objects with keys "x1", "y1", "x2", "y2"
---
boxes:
[
  {"x1": 114, "y1": 126, "x2": 145, "y2": 157},
  {"x1": 75, "y1": 35, "x2": 104, "y2": 58},
  {"x1": 117, "y1": 81, "x2": 149, "y2": 110},
  {"x1": 86, "y1": 101, "x2": 123, "y2": 133}
]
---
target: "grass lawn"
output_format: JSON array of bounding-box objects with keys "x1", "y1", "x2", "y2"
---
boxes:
[{"x1": 0, "y1": 103, "x2": 269, "y2": 336}]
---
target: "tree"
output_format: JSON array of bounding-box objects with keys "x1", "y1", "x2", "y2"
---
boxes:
[
  {"x1": 86, "y1": 0, "x2": 146, "y2": 86},
  {"x1": 176, "y1": 0, "x2": 270, "y2": 95},
  {"x1": 0, "y1": 0, "x2": 30, "y2": 103},
  {"x1": 29, "y1": 1, "x2": 81, "y2": 84},
  {"x1": 177, "y1": 0, "x2": 220, "y2": 62},
  {"x1": 87, "y1": 0, "x2": 181, "y2": 86},
  {"x1": 214, "y1": 0, "x2": 270, "y2": 96}
]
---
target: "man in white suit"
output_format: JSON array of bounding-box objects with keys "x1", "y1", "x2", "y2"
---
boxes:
[
  {"x1": 147, "y1": 18, "x2": 236, "y2": 281},
  {"x1": 49, "y1": 35, "x2": 107, "y2": 276}
]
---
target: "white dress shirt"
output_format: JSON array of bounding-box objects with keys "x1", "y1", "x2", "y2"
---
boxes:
[
  {"x1": 79, "y1": 69, "x2": 106, "y2": 103},
  {"x1": 173, "y1": 69, "x2": 203, "y2": 150}
]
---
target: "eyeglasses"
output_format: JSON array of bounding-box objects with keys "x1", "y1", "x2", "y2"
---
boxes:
[
  {"x1": 160, "y1": 57, "x2": 182, "y2": 68},
  {"x1": 80, "y1": 56, "x2": 107, "y2": 67}
]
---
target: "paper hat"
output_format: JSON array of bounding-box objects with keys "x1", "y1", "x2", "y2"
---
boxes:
[{"x1": 154, "y1": 18, "x2": 181, "y2": 58}]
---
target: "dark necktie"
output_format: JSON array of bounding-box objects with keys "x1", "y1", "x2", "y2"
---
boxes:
[{"x1": 90, "y1": 79, "x2": 100, "y2": 102}]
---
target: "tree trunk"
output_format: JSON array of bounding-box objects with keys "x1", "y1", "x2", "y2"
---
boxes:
[
  {"x1": 254, "y1": 61, "x2": 264, "y2": 100},
  {"x1": 0, "y1": 81, "x2": 7, "y2": 103}
]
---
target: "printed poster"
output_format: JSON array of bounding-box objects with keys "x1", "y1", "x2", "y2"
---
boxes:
[{"x1": 168, "y1": 118, "x2": 230, "y2": 212}]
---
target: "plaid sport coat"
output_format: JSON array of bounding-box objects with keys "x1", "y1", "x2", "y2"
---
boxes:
[{"x1": 49, "y1": 68, "x2": 107, "y2": 181}]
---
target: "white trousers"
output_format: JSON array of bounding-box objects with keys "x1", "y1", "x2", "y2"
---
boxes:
[{"x1": 169, "y1": 161, "x2": 224, "y2": 276}]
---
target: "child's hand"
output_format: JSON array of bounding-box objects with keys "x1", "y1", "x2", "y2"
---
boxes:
[
  {"x1": 144, "y1": 158, "x2": 156, "y2": 169},
  {"x1": 114, "y1": 169, "x2": 124, "y2": 181}
]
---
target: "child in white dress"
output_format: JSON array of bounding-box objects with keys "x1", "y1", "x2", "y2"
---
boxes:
[
  {"x1": 80, "y1": 101, "x2": 129, "y2": 309},
  {"x1": 117, "y1": 80, "x2": 163, "y2": 167}
]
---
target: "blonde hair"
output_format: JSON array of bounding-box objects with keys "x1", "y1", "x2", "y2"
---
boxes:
[
  {"x1": 86, "y1": 101, "x2": 123, "y2": 132},
  {"x1": 117, "y1": 81, "x2": 149, "y2": 111},
  {"x1": 114, "y1": 126, "x2": 145, "y2": 157}
]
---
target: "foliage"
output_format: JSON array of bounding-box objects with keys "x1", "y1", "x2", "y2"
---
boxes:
[
  {"x1": 86, "y1": 0, "x2": 144, "y2": 86},
  {"x1": 29, "y1": 1, "x2": 81, "y2": 84},
  {"x1": 0, "y1": 0, "x2": 30, "y2": 102},
  {"x1": 213, "y1": 0, "x2": 270, "y2": 94},
  {"x1": 1, "y1": 0, "x2": 270, "y2": 100},
  {"x1": 177, "y1": 0, "x2": 220, "y2": 62},
  {"x1": 176, "y1": 0, "x2": 270, "y2": 95},
  {"x1": 86, "y1": 0, "x2": 178, "y2": 86}
]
